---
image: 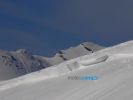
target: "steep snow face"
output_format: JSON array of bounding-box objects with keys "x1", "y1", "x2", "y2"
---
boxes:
[{"x1": 0, "y1": 41, "x2": 133, "y2": 100}]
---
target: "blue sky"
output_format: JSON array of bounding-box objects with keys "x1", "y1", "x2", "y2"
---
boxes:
[{"x1": 0, "y1": 0, "x2": 133, "y2": 56}]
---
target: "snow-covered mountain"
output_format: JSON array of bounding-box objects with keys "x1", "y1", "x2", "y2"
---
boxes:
[
  {"x1": 0, "y1": 42, "x2": 103, "y2": 81},
  {"x1": 45, "y1": 42, "x2": 104, "y2": 65},
  {"x1": 0, "y1": 49, "x2": 50, "y2": 81},
  {"x1": 0, "y1": 40, "x2": 133, "y2": 100}
]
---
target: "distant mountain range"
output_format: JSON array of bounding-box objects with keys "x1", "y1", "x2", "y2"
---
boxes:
[{"x1": 0, "y1": 42, "x2": 104, "y2": 81}]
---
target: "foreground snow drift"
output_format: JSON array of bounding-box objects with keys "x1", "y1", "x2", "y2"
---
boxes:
[{"x1": 0, "y1": 40, "x2": 133, "y2": 100}]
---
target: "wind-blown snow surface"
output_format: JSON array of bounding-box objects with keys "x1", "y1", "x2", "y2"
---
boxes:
[{"x1": 0, "y1": 41, "x2": 133, "y2": 100}]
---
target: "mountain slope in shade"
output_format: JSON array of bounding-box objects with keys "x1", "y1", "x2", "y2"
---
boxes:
[
  {"x1": 0, "y1": 49, "x2": 50, "y2": 81},
  {"x1": 0, "y1": 42, "x2": 104, "y2": 81},
  {"x1": 0, "y1": 40, "x2": 133, "y2": 100}
]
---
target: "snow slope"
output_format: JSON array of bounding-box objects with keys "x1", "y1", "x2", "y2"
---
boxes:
[{"x1": 0, "y1": 40, "x2": 133, "y2": 100}]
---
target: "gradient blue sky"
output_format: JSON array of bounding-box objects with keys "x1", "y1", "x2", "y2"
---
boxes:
[{"x1": 0, "y1": 0, "x2": 133, "y2": 56}]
